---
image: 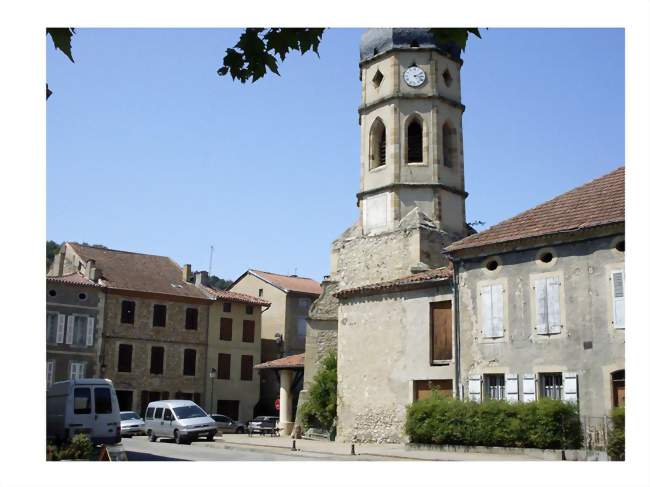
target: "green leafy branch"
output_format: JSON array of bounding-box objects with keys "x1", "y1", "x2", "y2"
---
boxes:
[{"x1": 46, "y1": 28, "x2": 75, "y2": 99}]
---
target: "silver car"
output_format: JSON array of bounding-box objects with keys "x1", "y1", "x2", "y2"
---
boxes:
[
  {"x1": 210, "y1": 414, "x2": 246, "y2": 434},
  {"x1": 120, "y1": 411, "x2": 145, "y2": 437},
  {"x1": 144, "y1": 400, "x2": 217, "y2": 445}
]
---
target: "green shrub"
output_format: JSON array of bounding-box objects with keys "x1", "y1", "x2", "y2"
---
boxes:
[
  {"x1": 47, "y1": 434, "x2": 95, "y2": 461},
  {"x1": 299, "y1": 351, "x2": 337, "y2": 431},
  {"x1": 405, "y1": 393, "x2": 582, "y2": 450},
  {"x1": 607, "y1": 407, "x2": 625, "y2": 461}
]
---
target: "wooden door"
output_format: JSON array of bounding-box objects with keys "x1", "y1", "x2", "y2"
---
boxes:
[
  {"x1": 414, "y1": 380, "x2": 453, "y2": 401},
  {"x1": 430, "y1": 301, "x2": 452, "y2": 362}
]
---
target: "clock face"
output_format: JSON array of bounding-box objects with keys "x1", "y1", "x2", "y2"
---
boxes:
[{"x1": 404, "y1": 66, "x2": 426, "y2": 87}]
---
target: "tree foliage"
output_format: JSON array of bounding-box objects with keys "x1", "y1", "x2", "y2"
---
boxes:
[
  {"x1": 208, "y1": 275, "x2": 233, "y2": 290},
  {"x1": 47, "y1": 434, "x2": 95, "y2": 461},
  {"x1": 607, "y1": 406, "x2": 625, "y2": 461},
  {"x1": 299, "y1": 351, "x2": 337, "y2": 431},
  {"x1": 46, "y1": 28, "x2": 75, "y2": 99},
  {"x1": 46, "y1": 240, "x2": 107, "y2": 270}
]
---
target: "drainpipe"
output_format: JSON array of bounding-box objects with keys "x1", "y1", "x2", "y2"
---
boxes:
[{"x1": 451, "y1": 257, "x2": 462, "y2": 399}]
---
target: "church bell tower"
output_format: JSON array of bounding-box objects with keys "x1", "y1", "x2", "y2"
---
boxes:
[{"x1": 358, "y1": 28, "x2": 467, "y2": 237}]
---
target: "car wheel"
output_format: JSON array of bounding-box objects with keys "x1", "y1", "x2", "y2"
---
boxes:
[
  {"x1": 174, "y1": 430, "x2": 182, "y2": 444},
  {"x1": 206, "y1": 433, "x2": 215, "y2": 441},
  {"x1": 236, "y1": 426, "x2": 244, "y2": 434},
  {"x1": 147, "y1": 430, "x2": 156, "y2": 442}
]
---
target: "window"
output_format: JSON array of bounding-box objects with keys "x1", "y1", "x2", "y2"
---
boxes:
[
  {"x1": 185, "y1": 307, "x2": 198, "y2": 330},
  {"x1": 116, "y1": 390, "x2": 133, "y2": 411},
  {"x1": 540, "y1": 373, "x2": 563, "y2": 400},
  {"x1": 611, "y1": 270, "x2": 625, "y2": 329},
  {"x1": 150, "y1": 346, "x2": 164, "y2": 375},
  {"x1": 406, "y1": 118, "x2": 423, "y2": 163},
  {"x1": 430, "y1": 301, "x2": 452, "y2": 361},
  {"x1": 539, "y1": 252, "x2": 554, "y2": 264},
  {"x1": 47, "y1": 360, "x2": 55, "y2": 387},
  {"x1": 223, "y1": 302, "x2": 232, "y2": 313},
  {"x1": 217, "y1": 353, "x2": 231, "y2": 380},
  {"x1": 485, "y1": 259, "x2": 498, "y2": 271},
  {"x1": 145, "y1": 407, "x2": 155, "y2": 420},
  {"x1": 153, "y1": 304, "x2": 167, "y2": 327},
  {"x1": 46, "y1": 312, "x2": 58, "y2": 343},
  {"x1": 154, "y1": 407, "x2": 163, "y2": 419},
  {"x1": 241, "y1": 355, "x2": 254, "y2": 381},
  {"x1": 484, "y1": 374, "x2": 505, "y2": 400},
  {"x1": 612, "y1": 370, "x2": 625, "y2": 407},
  {"x1": 258, "y1": 289, "x2": 264, "y2": 297},
  {"x1": 297, "y1": 317, "x2": 307, "y2": 337},
  {"x1": 534, "y1": 276, "x2": 562, "y2": 335},
  {"x1": 480, "y1": 284, "x2": 504, "y2": 338},
  {"x1": 242, "y1": 320, "x2": 255, "y2": 343},
  {"x1": 69, "y1": 361, "x2": 85, "y2": 380},
  {"x1": 72, "y1": 315, "x2": 89, "y2": 346},
  {"x1": 414, "y1": 380, "x2": 453, "y2": 401},
  {"x1": 245, "y1": 305, "x2": 254, "y2": 315},
  {"x1": 78, "y1": 292, "x2": 87, "y2": 301},
  {"x1": 370, "y1": 118, "x2": 387, "y2": 169},
  {"x1": 442, "y1": 68, "x2": 453, "y2": 87},
  {"x1": 121, "y1": 300, "x2": 135, "y2": 324},
  {"x1": 48, "y1": 289, "x2": 57, "y2": 297},
  {"x1": 371, "y1": 69, "x2": 384, "y2": 87},
  {"x1": 442, "y1": 122, "x2": 456, "y2": 168},
  {"x1": 183, "y1": 349, "x2": 197, "y2": 376},
  {"x1": 220, "y1": 318, "x2": 233, "y2": 341},
  {"x1": 73, "y1": 387, "x2": 91, "y2": 414},
  {"x1": 615, "y1": 240, "x2": 625, "y2": 252},
  {"x1": 163, "y1": 408, "x2": 173, "y2": 421},
  {"x1": 117, "y1": 344, "x2": 133, "y2": 373},
  {"x1": 95, "y1": 387, "x2": 113, "y2": 414}
]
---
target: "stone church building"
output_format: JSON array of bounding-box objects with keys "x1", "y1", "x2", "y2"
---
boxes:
[{"x1": 301, "y1": 28, "x2": 624, "y2": 443}]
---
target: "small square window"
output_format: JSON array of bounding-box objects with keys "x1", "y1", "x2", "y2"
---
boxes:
[
  {"x1": 372, "y1": 70, "x2": 384, "y2": 88},
  {"x1": 540, "y1": 373, "x2": 563, "y2": 400},
  {"x1": 258, "y1": 289, "x2": 263, "y2": 297},
  {"x1": 245, "y1": 305, "x2": 254, "y2": 315},
  {"x1": 152, "y1": 304, "x2": 166, "y2": 327},
  {"x1": 223, "y1": 302, "x2": 232, "y2": 313}
]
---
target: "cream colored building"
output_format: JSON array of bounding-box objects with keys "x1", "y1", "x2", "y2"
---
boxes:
[{"x1": 229, "y1": 269, "x2": 321, "y2": 415}]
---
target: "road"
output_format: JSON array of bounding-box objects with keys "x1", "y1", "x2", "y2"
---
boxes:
[{"x1": 121, "y1": 436, "x2": 360, "y2": 461}]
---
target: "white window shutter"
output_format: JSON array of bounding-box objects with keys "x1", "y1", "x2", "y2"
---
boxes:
[
  {"x1": 69, "y1": 362, "x2": 75, "y2": 379},
  {"x1": 86, "y1": 317, "x2": 94, "y2": 346},
  {"x1": 65, "y1": 316, "x2": 74, "y2": 344},
  {"x1": 563, "y1": 372, "x2": 578, "y2": 404},
  {"x1": 80, "y1": 362, "x2": 86, "y2": 378},
  {"x1": 522, "y1": 373, "x2": 536, "y2": 402},
  {"x1": 56, "y1": 314, "x2": 66, "y2": 343},
  {"x1": 491, "y1": 284, "x2": 504, "y2": 337},
  {"x1": 480, "y1": 286, "x2": 493, "y2": 337},
  {"x1": 505, "y1": 373, "x2": 519, "y2": 403},
  {"x1": 612, "y1": 271, "x2": 625, "y2": 329},
  {"x1": 468, "y1": 375, "x2": 482, "y2": 402},
  {"x1": 547, "y1": 276, "x2": 562, "y2": 334},
  {"x1": 534, "y1": 279, "x2": 548, "y2": 334}
]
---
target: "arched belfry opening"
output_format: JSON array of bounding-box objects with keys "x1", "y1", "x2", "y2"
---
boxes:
[
  {"x1": 442, "y1": 121, "x2": 457, "y2": 168},
  {"x1": 406, "y1": 118, "x2": 423, "y2": 163},
  {"x1": 370, "y1": 118, "x2": 387, "y2": 169}
]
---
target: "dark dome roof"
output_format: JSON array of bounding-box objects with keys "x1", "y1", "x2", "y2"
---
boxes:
[{"x1": 360, "y1": 28, "x2": 462, "y2": 62}]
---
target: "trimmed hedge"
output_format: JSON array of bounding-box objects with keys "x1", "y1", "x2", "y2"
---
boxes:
[
  {"x1": 607, "y1": 407, "x2": 624, "y2": 461},
  {"x1": 405, "y1": 392, "x2": 582, "y2": 449}
]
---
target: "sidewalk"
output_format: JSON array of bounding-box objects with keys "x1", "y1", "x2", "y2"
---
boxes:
[{"x1": 207, "y1": 434, "x2": 533, "y2": 461}]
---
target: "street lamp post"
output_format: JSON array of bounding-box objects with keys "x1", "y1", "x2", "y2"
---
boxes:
[{"x1": 209, "y1": 367, "x2": 217, "y2": 414}]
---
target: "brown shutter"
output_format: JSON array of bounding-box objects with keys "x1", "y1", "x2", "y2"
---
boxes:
[
  {"x1": 185, "y1": 308, "x2": 198, "y2": 330},
  {"x1": 183, "y1": 349, "x2": 197, "y2": 376},
  {"x1": 118, "y1": 344, "x2": 133, "y2": 372},
  {"x1": 220, "y1": 318, "x2": 233, "y2": 341},
  {"x1": 150, "y1": 346, "x2": 164, "y2": 374},
  {"x1": 217, "y1": 353, "x2": 231, "y2": 380},
  {"x1": 430, "y1": 301, "x2": 452, "y2": 362},
  {"x1": 240, "y1": 355, "x2": 253, "y2": 381},
  {"x1": 242, "y1": 320, "x2": 255, "y2": 343}
]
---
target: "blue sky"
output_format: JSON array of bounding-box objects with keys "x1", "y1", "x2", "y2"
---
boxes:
[{"x1": 46, "y1": 28, "x2": 624, "y2": 282}]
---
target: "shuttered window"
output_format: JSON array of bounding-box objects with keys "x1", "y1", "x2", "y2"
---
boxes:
[
  {"x1": 505, "y1": 373, "x2": 519, "y2": 403},
  {"x1": 540, "y1": 373, "x2": 563, "y2": 400},
  {"x1": 118, "y1": 344, "x2": 133, "y2": 372},
  {"x1": 185, "y1": 307, "x2": 198, "y2": 330},
  {"x1": 183, "y1": 349, "x2": 197, "y2": 376},
  {"x1": 534, "y1": 276, "x2": 562, "y2": 334},
  {"x1": 72, "y1": 316, "x2": 89, "y2": 346},
  {"x1": 69, "y1": 361, "x2": 86, "y2": 380},
  {"x1": 150, "y1": 346, "x2": 164, "y2": 375},
  {"x1": 47, "y1": 360, "x2": 55, "y2": 387},
  {"x1": 480, "y1": 284, "x2": 504, "y2": 338},
  {"x1": 612, "y1": 270, "x2": 624, "y2": 329},
  {"x1": 240, "y1": 355, "x2": 254, "y2": 381},
  {"x1": 217, "y1": 353, "x2": 231, "y2": 380},
  {"x1": 153, "y1": 304, "x2": 167, "y2": 327},
  {"x1": 242, "y1": 320, "x2": 255, "y2": 343},
  {"x1": 220, "y1": 318, "x2": 232, "y2": 341},
  {"x1": 430, "y1": 301, "x2": 452, "y2": 361},
  {"x1": 46, "y1": 313, "x2": 58, "y2": 344},
  {"x1": 121, "y1": 300, "x2": 135, "y2": 324},
  {"x1": 468, "y1": 375, "x2": 482, "y2": 402},
  {"x1": 484, "y1": 374, "x2": 505, "y2": 400}
]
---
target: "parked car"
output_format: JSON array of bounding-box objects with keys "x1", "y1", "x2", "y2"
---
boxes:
[
  {"x1": 247, "y1": 415, "x2": 279, "y2": 433},
  {"x1": 210, "y1": 414, "x2": 246, "y2": 434},
  {"x1": 46, "y1": 378, "x2": 121, "y2": 445},
  {"x1": 144, "y1": 400, "x2": 217, "y2": 444},
  {"x1": 120, "y1": 411, "x2": 145, "y2": 437}
]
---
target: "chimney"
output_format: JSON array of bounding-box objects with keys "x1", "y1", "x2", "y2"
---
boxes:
[
  {"x1": 87, "y1": 259, "x2": 97, "y2": 281},
  {"x1": 182, "y1": 264, "x2": 192, "y2": 282},
  {"x1": 195, "y1": 271, "x2": 209, "y2": 286}
]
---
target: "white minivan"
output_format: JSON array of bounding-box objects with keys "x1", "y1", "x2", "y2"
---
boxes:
[
  {"x1": 47, "y1": 378, "x2": 121, "y2": 445},
  {"x1": 144, "y1": 400, "x2": 217, "y2": 444}
]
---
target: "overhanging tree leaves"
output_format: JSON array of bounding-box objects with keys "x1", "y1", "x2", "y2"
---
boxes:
[{"x1": 46, "y1": 28, "x2": 75, "y2": 99}]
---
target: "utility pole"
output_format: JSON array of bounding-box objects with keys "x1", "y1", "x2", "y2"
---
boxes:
[{"x1": 208, "y1": 245, "x2": 214, "y2": 275}]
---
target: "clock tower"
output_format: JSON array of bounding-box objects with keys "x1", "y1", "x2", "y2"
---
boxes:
[{"x1": 358, "y1": 28, "x2": 467, "y2": 237}]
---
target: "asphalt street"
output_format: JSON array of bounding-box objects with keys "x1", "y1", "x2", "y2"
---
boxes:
[{"x1": 121, "y1": 436, "x2": 364, "y2": 461}]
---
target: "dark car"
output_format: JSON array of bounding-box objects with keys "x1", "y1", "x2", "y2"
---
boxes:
[
  {"x1": 210, "y1": 414, "x2": 246, "y2": 434},
  {"x1": 247, "y1": 416, "x2": 279, "y2": 433}
]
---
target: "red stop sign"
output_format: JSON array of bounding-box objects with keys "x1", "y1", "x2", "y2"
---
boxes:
[{"x1": 275, "y1": 399, "x2": 280, "y2": 411}]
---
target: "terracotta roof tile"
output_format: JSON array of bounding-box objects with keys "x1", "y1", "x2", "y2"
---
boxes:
[
  {"x1": 254, "y1": 353, "x2": 305, "y2": 369},
  {"x1": 199, "y1": 285, "x2": 271, "y2": 307},
  {"x1": 445, "y1": 166, "x2": 625, "y2": 253},
  {"x1": 67, "y1": 243, "x2": 209, "y2": 300},
  {"x1": 247, "y1": 270, "x2": 322, "y2": 296},
  {"x1": 334, "y1": 266, "x2": 452, "y2": 298},
  {"x1": 46, "y1": 272, "x2": 103, "y2": 288}
]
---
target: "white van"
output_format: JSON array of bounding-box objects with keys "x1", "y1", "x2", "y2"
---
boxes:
[
  {"x1": 144, "y1": 400, "x2": 216, "y2": 444},
  {"x1": 47, "y1": 378, "x2": 121, "y2": 445}
]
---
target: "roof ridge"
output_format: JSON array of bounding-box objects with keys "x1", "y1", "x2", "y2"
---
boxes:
[
  {"x1": 250, "y1": 269, "x2": 317, "y2": 281},
  {"x1": 68, "y1": 242, "x2": 173, "y2": 260}
]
